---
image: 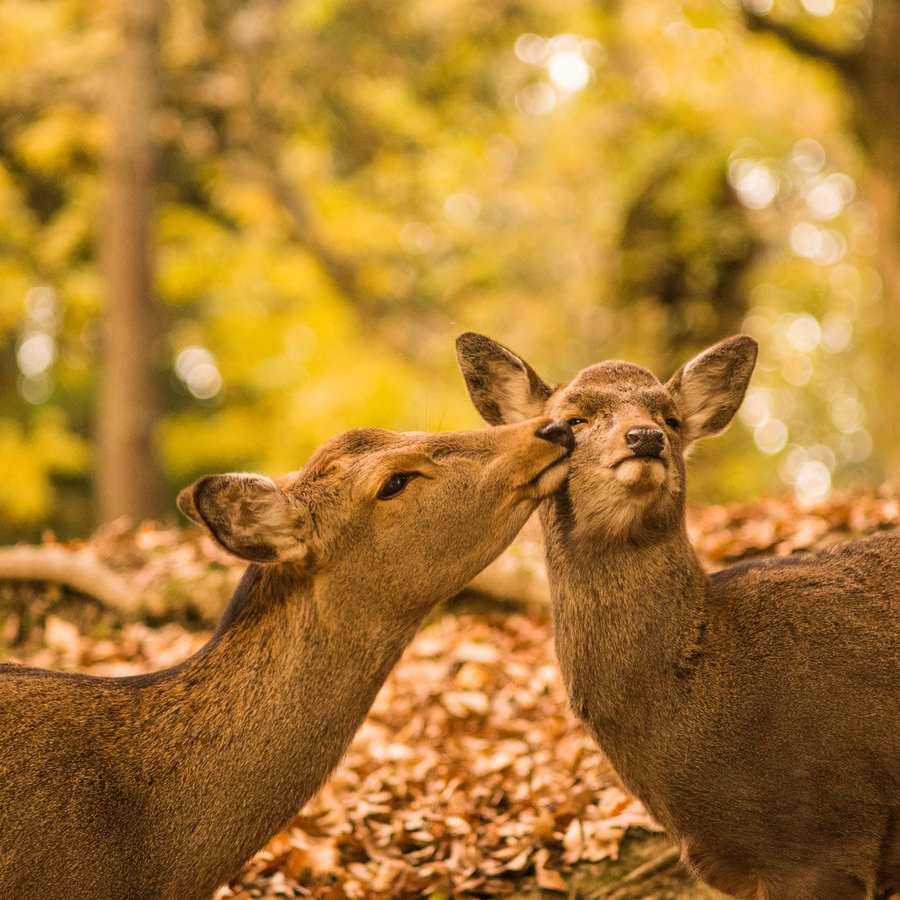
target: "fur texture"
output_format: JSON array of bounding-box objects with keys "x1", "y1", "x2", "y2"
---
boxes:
[
  {"x1": 457, "y1": 332, "x2": 900, "y2": 900},
  {"x1": 0, "y1": 418, "x2": 572, "y2": 900}
]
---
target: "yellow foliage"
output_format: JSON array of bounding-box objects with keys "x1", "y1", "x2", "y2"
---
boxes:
[
  {"x1": 0, "y1": 0, "x2": 893, "y2": 534},
  {"x1": 0, "y1": 410, "x2": 89, "y2": 523},
  {"x1": 14, "y1": 107, "x2": 89, "y2": 174}
]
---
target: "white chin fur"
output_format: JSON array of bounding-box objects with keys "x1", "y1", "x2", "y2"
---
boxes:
[
  {"x1": 531, "y1": 459, "x2": 570, "y2": 497},
  {"x1": 614, "y1": 458, "x2": 666, "y2": 492}
]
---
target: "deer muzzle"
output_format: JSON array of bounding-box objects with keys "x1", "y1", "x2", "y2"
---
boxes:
[{"x1": 624, "y1": 427, "x2": 665, "y2": 458}]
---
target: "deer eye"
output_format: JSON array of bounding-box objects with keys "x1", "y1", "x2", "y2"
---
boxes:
[
  {"x1": 377, "y1": 472, "x2": 416, "y2": 500},
  {"x1": 665, "y1": 417, "x2": 681, "y2": 431},
  {"x1": 567, "y1": 417, "x2": 588, "y2": 428}
]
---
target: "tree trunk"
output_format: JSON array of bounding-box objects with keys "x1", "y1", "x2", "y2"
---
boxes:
[
  {"x1": 97, "y1": 0, "x2": 164, "y2": 524},
  {"x1": 846, "y1": 1, "x2": 900, "y2": 314},
  {"x1": 743, "y1": 0, "x2": 900, "y2": 478}
]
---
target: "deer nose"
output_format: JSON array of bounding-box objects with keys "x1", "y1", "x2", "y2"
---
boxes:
[
  {"x1": 535, "y1": 419, "x2": 575, "y2": 453},
  {"x1": 625, "y1": 427, "x2": 665, "y2": 458}
]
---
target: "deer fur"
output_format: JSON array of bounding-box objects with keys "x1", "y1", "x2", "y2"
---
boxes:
[
  {"x1": 457, "y1": 332, "x2": 900, "y2": 900},
  {"x1": 0, "y1": 418, "x2": 573, "y2": 900}
]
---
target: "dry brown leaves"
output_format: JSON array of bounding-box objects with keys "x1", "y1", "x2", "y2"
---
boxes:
[
  {"x1": 9, "y1": 609, "x2": 653, "y2": 899},
  {"x1": 84, "y1": 518, "x2": 244, "y2": 620},
  {"x1": 219, "y1": 614, "x2": 657, "y2": 899},
  {"x1": 5, "y1": 487, "x2": 900, "y2": 898},
  {"x1": 0, "y1": 518, "x2": 246, "y2": 624},
  {"x1": 688, "y1": 484, "x2": 900, "y2": 569}
]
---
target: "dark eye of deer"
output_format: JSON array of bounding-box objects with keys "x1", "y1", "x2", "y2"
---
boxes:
[
  {"x1": 567, "y1": 417, "x2": 588, "y2": 428},
  {"x1": 665, "y1": 417, "x2": 681, "y2": 430},
  {"x1": 378, "y1": 472, "x2": 413, "y2": 500}
]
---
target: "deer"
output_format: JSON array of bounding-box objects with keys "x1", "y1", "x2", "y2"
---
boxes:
[
  {"x1": 0, "y1": 416, "x2": 574, "y2": 900},
  {"x1": 457, "y1": 331, "x2": 900, "y2": 900}
]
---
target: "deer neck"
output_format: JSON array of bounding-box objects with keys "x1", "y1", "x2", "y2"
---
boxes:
[
  {"x1": 139, "y1": 564, "x2": 422, "y2": 887},
  {"x1": 541, "y1": 499, "x2": 708, "y2": 748}
]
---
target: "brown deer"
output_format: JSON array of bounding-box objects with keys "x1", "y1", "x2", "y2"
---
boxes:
[
  {"x1": 457, "y1": 332, "x2": 900, "y2": 900},
  {"x1": 0, "y1": 417, "x2": 573, "y2": 900}
]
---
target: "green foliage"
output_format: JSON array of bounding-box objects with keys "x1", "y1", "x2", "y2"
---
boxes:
[{"x1": 0, "y1": 0, "x2": 888, "y2": 534}]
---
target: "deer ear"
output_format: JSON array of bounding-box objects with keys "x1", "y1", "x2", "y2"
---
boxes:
[
  {"x1": 177, "y1": 473, "x2": 310, "y2": 563},
  {"x1": 456, "y1": 332, "x2": 552, "y2": 425},
  {"x1": 666, "y1": 336, "x2": 758, "y2": 446}
]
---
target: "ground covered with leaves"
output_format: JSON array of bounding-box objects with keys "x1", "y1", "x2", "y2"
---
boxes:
[{"x1": 2, "y1": 487, "x2": 900, "y2": 898}]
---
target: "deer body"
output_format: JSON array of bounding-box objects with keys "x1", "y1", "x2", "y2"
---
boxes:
[
  {"x1": 458, "y1": 333, "x2": 900, "y2": 899},
  {"x1": 550, "y1": 528, "x2": 900, "y2": 898},
  {"x1": 0, "y1": 569, "x2": 383, "y2": 898},
  {"x1": 0, "y1": 419, "x2": 573, "y2": 899}
]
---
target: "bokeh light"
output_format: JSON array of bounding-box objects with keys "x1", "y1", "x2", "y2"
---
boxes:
[
  {"x1": 548, "y1": 51, "x2": 591, "y2": 92},
  {"x1": 175, "y1": 347, "x2": 223, "y2": 400}
]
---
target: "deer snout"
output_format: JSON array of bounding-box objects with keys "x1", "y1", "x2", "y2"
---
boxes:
[
  {"x1": 625, "y1": 427, "x2": 665, "y2": 458},
  {"x1": 535, "y1": 419, "x2": 576, "y2": 453}
]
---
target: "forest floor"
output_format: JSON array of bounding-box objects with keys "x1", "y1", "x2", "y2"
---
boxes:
[{"x1": 2, "y1": 486, "x2": 900, "y2": 898}]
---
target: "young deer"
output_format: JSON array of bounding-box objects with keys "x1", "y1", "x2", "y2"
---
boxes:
[
  {"x1": 457, "y1": 332, "x2": 900, "y2": 900},
  {"x1": 0, "y1": 417, "x2": 573, "y2": 900}
]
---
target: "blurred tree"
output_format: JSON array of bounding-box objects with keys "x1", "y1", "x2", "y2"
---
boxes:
[
  {"x1": 0, "y1": 0, "x2": 102, "y2": 537},
  {"x1": 743, "y1": 0, "x2": 898, "y2": 294},
  {"x1": 615, "y1": 146, "x2": 759, "y2": 372},
  {"x1": 0, "y1": 0, "x2": 893, "y2": 537},
  {"x1": 98, "y1": 0, "x2": 164, "y2": 523},
  {"x1": 742, "y1": 0, "x2": 900, "y2": 472}
]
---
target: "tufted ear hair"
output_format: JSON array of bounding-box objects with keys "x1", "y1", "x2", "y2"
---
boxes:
[
  {"x1": 456, "y1": 332, "x2": 553, "y2": 425},
  {"x1": 665, "y1": 336, "x2": 758, "y2": 447},
  {"x1": 177, "y1": 473, "x2": 310, "y2": 563}
]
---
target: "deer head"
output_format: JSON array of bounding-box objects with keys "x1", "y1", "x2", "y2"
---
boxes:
[
  {"x1": 457, "y1": 334, "x2": 757, "y2": 542},
  {"x1": 178, "y1": 418, "x2": 574, "y2": 613}
]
